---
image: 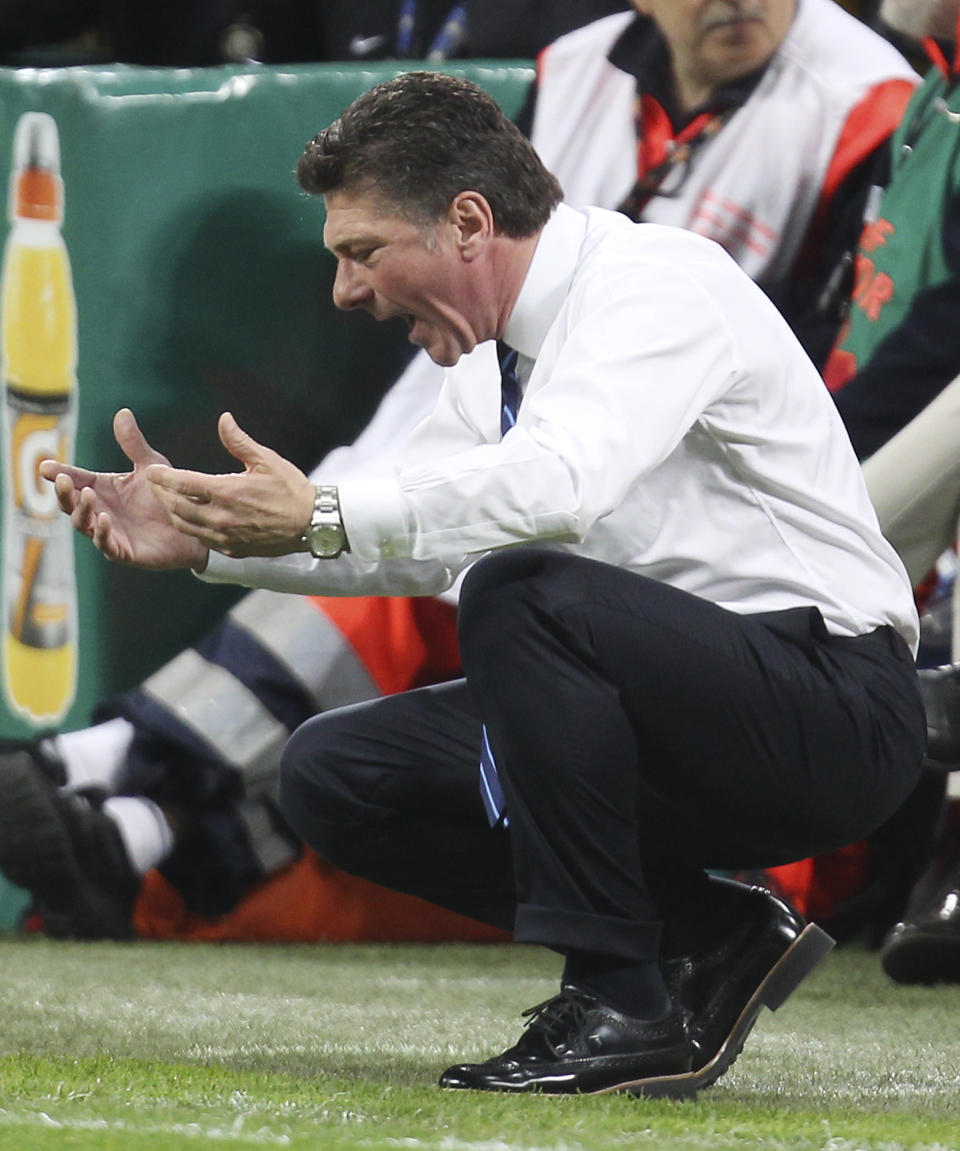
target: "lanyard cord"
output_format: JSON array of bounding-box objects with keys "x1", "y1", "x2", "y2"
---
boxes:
[
  {"x1": 397, "y1": 1, "x2": 468, "y2": 60},
  {"x1": 616, "y1": 105, "x2": 735, "y2": 222}
]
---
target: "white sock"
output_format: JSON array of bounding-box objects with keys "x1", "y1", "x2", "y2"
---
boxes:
[
  {"x1": 46, "y1": 717, "x2": 136, "y2": 793},
  {"x1": 102, "y1": 796, "x2": 175, "y2": 875}
]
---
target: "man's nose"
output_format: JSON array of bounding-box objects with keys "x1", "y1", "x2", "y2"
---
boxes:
[{"x1": 332, "y1": 260, "x2": 372, "y2": 311}]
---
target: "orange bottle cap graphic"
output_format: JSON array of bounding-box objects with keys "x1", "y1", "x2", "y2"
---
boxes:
[{"x1": 9, "y1": 112, "x2": 63, "y2": 223}]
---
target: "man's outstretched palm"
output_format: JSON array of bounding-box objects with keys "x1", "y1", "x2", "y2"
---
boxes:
[{"x1": 39, "y1": 408, "x2": 209, "y2": 571}]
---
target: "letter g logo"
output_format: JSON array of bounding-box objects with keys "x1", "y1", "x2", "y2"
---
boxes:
[{"x1": 16, "y1": 421, "x2": 60, "y2": 518}]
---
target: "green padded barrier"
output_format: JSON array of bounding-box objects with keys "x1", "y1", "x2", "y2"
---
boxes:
[
  {"x1": 0, "y1": 872, "x2": 28, "y2": 930},
  {"x1": 0, "y1": 61, "x2": 534, "y2": 738}
]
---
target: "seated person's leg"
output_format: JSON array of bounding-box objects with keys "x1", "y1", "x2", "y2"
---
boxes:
[
  {"x1": 861, "y1": 372, "x2": 960, "y2": 764},
  {"x1": 0, "y1": 589, "x2": 460, "y2": 936}
]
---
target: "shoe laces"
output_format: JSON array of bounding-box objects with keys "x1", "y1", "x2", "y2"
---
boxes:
[{"x1": 520, "y1": 987, "x2": 594, "y2": 1055}]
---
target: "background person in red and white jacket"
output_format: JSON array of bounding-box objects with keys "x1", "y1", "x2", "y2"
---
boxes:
[{"x1": 527, "y1": 0, "x2": 918, "y2": 366}]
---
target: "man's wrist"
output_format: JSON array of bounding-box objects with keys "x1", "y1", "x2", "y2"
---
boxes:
[{"x1": 301, "y1": 483, "x2": 349, "y2": 558}]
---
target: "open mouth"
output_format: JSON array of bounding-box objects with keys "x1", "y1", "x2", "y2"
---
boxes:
[{"x1": 383, "y1": 311, "x2": 417, "y2": 334}]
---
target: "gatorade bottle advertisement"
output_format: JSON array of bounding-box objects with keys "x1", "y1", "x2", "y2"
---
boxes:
[{"x1": 0, "y1": 111, "x2": 78, "y2": 724}]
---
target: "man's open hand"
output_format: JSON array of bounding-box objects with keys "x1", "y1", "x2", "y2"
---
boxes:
[
  {"x1": 39, "y1": 408, "x2": 210, "y2": 571},
  {"x1": 144, "y1": 411, "x2": 316, "y2": 558}
]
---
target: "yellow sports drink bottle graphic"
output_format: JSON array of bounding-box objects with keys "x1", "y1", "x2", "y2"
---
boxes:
[{"x1": 1, "y1": 112, "x2": 78, "y2": 723}]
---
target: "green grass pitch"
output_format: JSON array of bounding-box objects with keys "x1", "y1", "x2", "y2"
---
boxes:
[{"x1": 0, "y1": 935, "x2": 958, "y2": 1150}]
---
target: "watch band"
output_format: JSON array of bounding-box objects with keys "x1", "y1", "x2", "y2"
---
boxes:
[
  {"x1": 302, "y1": 483, "x2": 347, "y2": 558},
  {"x1": 313, "y1": 483, "x2": 339, "y2": 521}
]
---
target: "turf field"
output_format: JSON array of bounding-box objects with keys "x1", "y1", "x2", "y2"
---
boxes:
[{"x1": 0, "y1": 935, "x2": 957, "y2": 1150}]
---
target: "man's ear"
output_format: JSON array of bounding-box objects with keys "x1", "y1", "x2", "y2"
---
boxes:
[{"x1": 448, "y1": 191, "x2": 495, "y2": 260}]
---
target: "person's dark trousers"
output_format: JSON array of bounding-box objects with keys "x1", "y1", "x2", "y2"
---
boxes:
[{"x1": 279, "y1": 548, "x2": 926, "y2": 961}]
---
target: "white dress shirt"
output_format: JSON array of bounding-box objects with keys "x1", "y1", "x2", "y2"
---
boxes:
[{"x1": 203, "y1": 204, "x2": 919, "y2": 652}]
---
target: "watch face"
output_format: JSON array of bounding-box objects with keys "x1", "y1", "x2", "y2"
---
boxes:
[{"x1": 309, "y1": 522, "x2": 344, "y2": 558}]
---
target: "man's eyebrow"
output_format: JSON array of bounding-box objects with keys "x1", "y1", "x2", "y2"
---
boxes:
[{"x1": 326, "y1": 234, "x2": 378, "y2": 258}]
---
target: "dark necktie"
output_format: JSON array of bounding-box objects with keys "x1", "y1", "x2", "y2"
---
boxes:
[
  {"x1": 478, "y1": 341, "x2": 522, "y2": 827},
  {"x1": 498, "y1": 341, "x2": 520, "y2": 435}
]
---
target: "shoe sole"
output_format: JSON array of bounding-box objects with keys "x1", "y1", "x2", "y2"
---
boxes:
[
  {"x1": 0, "y1": 752, "x2": 83, "y2": 910},
  {"x1": 584, "y1": 922, "x2": 835, "y2": 1101}
]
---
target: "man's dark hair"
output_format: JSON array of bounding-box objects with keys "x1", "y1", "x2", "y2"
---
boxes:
[{"x1": 297, "y1": 71, "x2": 563, "y2": 237}]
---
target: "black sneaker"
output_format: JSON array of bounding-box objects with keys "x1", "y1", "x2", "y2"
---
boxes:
[
  {"x1": 438, "y1": 984, "x2": 694, "y2": 1097},
  {"x1": 0, "y1": 747, "x2": 139, "y2": 939}
]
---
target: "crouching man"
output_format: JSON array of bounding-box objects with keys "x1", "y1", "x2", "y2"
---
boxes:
[{"x1": 42, "y1": 72, "x2": 924, "y2": 1097}]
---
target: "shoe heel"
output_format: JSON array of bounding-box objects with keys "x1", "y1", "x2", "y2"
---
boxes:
[{"x1": 760, "y1": 923, "x2": 835, "y2": 1013}]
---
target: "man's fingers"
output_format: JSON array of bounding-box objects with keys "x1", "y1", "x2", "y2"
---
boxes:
[
  {"x1": 113, "y1": 408, "x2": 168, "y2": 469},
  {"x1": 39, "y1": 459, "x2": 66, "y2": 484},
  {"x1": 51, "y1": 472, "x2": 78, "y2": 514},
  {"x1": 145, "y1": 468, "x2": 222, "y2": 533},
  {"x1": 218, "y1": 410, "x2": 269, "y2": 469},
  {"x1": 72, "y1": 486, "x2": 101, "y2": 538},
  {"x1": 145, "y1": 463, "x2": 215, "y2": 502},
  {"x1": 91, "y1": 510, "x2": 120, "y2": 560},
  {"x1": 41, "y1": 460, "x2": 99, "y2": 490}
]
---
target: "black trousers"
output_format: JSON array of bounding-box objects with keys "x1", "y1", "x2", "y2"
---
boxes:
[{"x1": 279, "y1": 549, "x2": 926, "y2": 963}]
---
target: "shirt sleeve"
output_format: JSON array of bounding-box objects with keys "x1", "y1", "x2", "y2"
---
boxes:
[{"x1": 199, "y1": 546, "x2": 465, "y2": 598}]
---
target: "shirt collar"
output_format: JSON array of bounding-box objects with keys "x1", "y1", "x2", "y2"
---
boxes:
[
  {"x1": 607, "y1": 12, "x2": 771, "y2": 128},
  {"x1": 501, "y1": 203, "x2": 587, "y2": 360}
]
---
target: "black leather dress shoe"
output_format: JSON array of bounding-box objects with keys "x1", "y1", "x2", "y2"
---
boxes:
[
  {"x1": 881, "y1": 857, "x2": 960, "y2": 984},
  {"x1": 663, "y1": 878, "x2": 834, "y2": 1088},
  {"x1": 439, "y1": 984, "x2": 694, "y2": 1097},
  {"x1": 918, "y1": 663, "x2": 960, "y2": 767}
]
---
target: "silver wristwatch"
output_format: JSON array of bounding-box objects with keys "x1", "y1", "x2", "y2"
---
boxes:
[{"x1": 302, "y1": 484, "x2": 347, "y2": 559}]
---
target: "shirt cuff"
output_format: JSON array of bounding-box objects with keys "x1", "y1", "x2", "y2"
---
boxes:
[
  {"x1": 338, "y1": 475, "x2": 410, "y2": 562},
  {"x1": 196, "y1": 549, "x2": 247, "y2": 583}
]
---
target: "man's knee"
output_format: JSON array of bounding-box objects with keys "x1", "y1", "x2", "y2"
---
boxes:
[
  {"x1": 279, "y1": 710, "x2": 379, "y2": 873},
  {"x1": 458, "y1": 548, "x2": 570, "y2": 661}
]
